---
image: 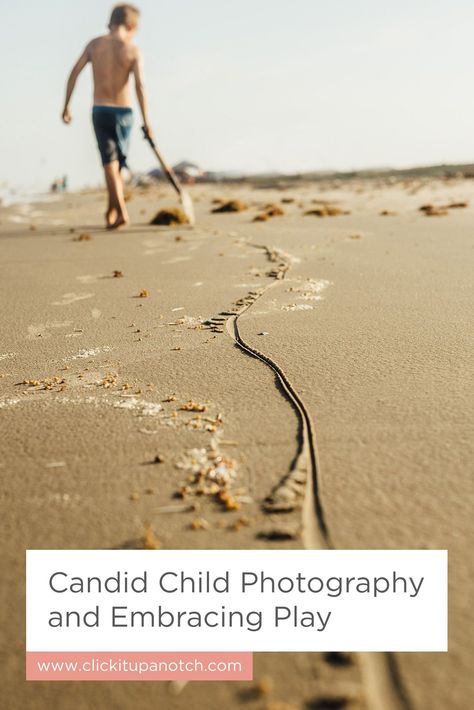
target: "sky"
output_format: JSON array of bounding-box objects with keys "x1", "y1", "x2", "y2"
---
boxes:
[{"x1": 2, "y1": 0, "x2": 474, "y2": 191}]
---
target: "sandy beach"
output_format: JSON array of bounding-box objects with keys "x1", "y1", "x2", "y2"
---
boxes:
[{"x1": 1, "y1": 177, "x2": 473, "y2": 709}]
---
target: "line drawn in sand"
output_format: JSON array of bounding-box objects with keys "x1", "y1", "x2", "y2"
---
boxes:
[{"x1": 206, "y1": 237, "x2": 412, "y2": 710}]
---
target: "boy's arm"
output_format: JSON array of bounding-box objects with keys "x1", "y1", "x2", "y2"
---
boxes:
[
  {"x1": 62, "y1": 46, "x2": 90, "y2": 124},
  {"x1": 133, "y1": 49, "x2": 153, "y2": 137}
]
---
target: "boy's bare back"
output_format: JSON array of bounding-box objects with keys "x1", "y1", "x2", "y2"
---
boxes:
[
  {"x1": 88, "y1": 35, "x2": 138, "y2": 107},
  {"x1": 62, "y1": 4, "x2": 150, "y2": 129}
]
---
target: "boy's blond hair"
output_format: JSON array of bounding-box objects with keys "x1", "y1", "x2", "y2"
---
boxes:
[{"x1": 109, "y1": 4, "x2": 140, "y2": 30}]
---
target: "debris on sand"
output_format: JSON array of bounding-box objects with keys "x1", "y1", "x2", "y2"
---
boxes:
[
  {"x1": 304, "y1": 206, "x2": 349, "y2": 217},
  {"x1": 323, "y1": 651, "x2": 354, "y2": 667},
  {"x1": 231, "y1": 516, "x2": 252, "y2": 531},
  {"x1": 253, "y1": 204, "x2": 285, "y2": 221},
  {"x1": 380, "y1": 210, "x2": 397, "y2": 216},
  {"x1": 446, "y1": 201, "x2": 468, "y2": 209},
  {"x1": 137, "y1": 289, "x2": 149, "y2": 298},
  {"x1": 150, "y1": 208, "x2": 189, "y2": 226},
  {"x1": 142, "y1": 524, "x2": 160, "y2": 549},
  {"x1": 156, "y1": 503, "x2": 196, "y2": 514},
  {"x1": 112, "y1": 270, "x2": 123, "y2": 278},
  {"x1": 420, "y1": 201, "x2": 467, "y2": 216},
  {"x1": 349, "y1": 234, "x2": 362, "y2": 240},
  {"x1": 264, "y1": 203, "x2": 285, "y2": 216},
  {"x1": 74, "y1": 233, "x2": 92, "y2": 241},
  {"x1": 419, "y1": 204, "x2": 448, "y2": 217},
  {"x1": 255, "y1": 676, "x2": 274, "y2": 697},
  {"x1": 212, "y1": 200, "x2": 248, "y2": 213},
  {"x1": 17, "y1": 376, "x2": 66, "y2": 392},
  {"x1": 303, "y1": 696, "x2": 352, "y2": 709},
  {"x1": 179, "y1": 400, "x2": 208, "y2": 413},
  {"x1": 100, "y1": 373, "x2": 119, "y2": 389},
  {"x1": 281, "y1": 197, "x2": 295, "y2": 204},
  {"x1": 175, "y1": 443, "x2": 243, "y2": 508},
  {"x1": 190, "y1": 517, "x2": 211, "y2": 531},
  {"x1": 241, "y1": 676, "x2": 275, "y2": 701},
  {"x1": 257, "y1": 525, "x2": 300, "y2": 541},
  {"x1": 216, "y1": 490, "x2": 241, "y2": 511}
]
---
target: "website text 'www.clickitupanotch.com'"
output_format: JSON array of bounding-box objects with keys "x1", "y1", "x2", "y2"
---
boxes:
[{"x1": 35, "y1": 655, "x2": 243, "y2": 676}]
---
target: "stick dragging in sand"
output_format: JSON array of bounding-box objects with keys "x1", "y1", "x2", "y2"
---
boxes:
[{"x1": 142, "y1": 126, "x2": 196, "y2": 226}]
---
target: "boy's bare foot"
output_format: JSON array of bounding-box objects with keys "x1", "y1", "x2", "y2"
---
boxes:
[
  {"x1": 108, "y1": 213, "x2": 130, "y2": 230},
  {"x1": 105, "y1": 208, "x2": 118, "y2": 228}
]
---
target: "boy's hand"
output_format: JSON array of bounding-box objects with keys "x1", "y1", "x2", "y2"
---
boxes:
[
  {"x1": 143, "y1": 123, "x2": 154, "y2": 140},
  {"x1": 62, "y1": 108, "x2": 72, "y2": 124}
]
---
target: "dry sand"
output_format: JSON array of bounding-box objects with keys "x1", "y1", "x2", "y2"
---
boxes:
[{"x1": 0, "y1": 177, "x2": 473, "y2": 710}]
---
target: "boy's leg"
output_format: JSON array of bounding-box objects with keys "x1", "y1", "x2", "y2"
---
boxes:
[
  {"x1": 104, "y1": 161, "x2": 129, "y2": 229},
  {"x1": 105, "y1": 188, "x2": 117, "y2": 228}
]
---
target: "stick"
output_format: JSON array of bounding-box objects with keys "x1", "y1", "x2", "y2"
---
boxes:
[{"x1": 142, "y1": 126, "x2": 195, "y2": 225}]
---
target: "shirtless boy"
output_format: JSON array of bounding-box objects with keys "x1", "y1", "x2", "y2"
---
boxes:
[{"x1": 62, "y1": 4, "x2": 152, "y2": 229}]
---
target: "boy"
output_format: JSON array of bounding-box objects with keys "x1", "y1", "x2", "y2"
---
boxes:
[{"x1": 62, "y1": 4, "x2": 153, "y2": 229}]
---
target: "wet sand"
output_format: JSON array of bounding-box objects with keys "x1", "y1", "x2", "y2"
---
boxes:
[{"x1": 0, "y1": 177, "x2": 473, "y2": 709}]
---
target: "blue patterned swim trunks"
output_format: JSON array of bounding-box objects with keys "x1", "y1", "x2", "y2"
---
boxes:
[{"x1": 92, "y1": 105, "x2": 133, "y2": 169}]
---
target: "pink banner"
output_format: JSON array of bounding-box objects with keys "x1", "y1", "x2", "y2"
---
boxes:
[{"x1": 26, "y1": 652, "x2": 253, "y2": 681}]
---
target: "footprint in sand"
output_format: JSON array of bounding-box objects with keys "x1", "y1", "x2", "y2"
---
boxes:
[
  {"x1": 281, "y1": 278, "x2": 332, "y2": 311},
  {"x1": 52, "y1": 293, "x2": 94, "y2": 306}
]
